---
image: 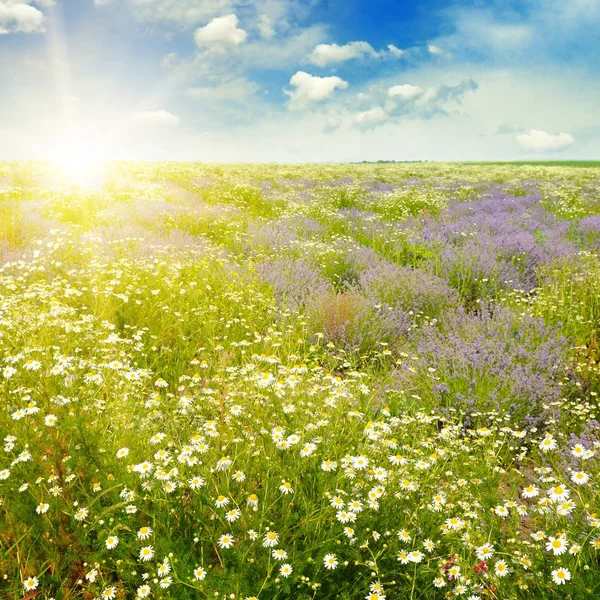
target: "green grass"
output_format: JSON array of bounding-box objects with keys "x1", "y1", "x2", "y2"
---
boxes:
[{"x1": 1, "y1": 162, "x2": 600, "y2": 600}]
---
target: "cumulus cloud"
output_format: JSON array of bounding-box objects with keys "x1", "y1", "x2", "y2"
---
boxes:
[
  {"x1": 309, "y1": 41, "x2": 378, "y2": 66},
  {"x1": 194, "y1": 14, "x2": 247, "y2": 48},
  {"x1": 427, "y1": 44, "x2": 446, "y2": 56},
  {"x1": 285, "y1": 71, "x2": 348, "y2": 109},
  {"x1": 132, "y1": 110, "x2": 180, "y2": 125},
  {"x1": 352, "y1": 106, "x2": 389, "y2": 131},
  {"x1": 387, "y1": 44, "x2": 405, "y2": 57},
  {"x1": 388, "y1": 84, "x2": 423, "y2": 101},
  {"x1": 517, "y1": 129, "x2": 575, "y2": 151},
  {"x1": 0, "y1": 0, "x2": 52, "y2": 34}
]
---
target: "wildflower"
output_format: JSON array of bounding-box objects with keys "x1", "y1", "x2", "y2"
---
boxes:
[
  {"x1": 159, "y1": 577, "x2": 172, "y2": 588},
  {"x1": 353, "y1": 455, "x2": 369, "y2": 470},
  {"x1": 105, "y1": 536, "x2": 119, "y2": 549},
  {"x1": 263, "y1": 531, "x2": 279, "y2": 547},
  {"x1": 476, "y1": 544, "x2": 494, "y2": 560},
  {"x1": 102, "y1": 587, "x2": 117, "y2": 599},
  {"x1": 494, "y1": 505, "x2": 509, "y2": 518},
  {"x1": 370, "y1": 582, "x2": 385, "y2": 594},
  {"x1": 408, "y1": 550, "x2": 424, "y2": 563},
  {"x1": 23, "y1": 577, "x2": 39, "y2": 591},
  {"x1": 216, "y1": 456, "x2": 232, "y2": 471},
  {"x1": 194, "y1": 567, "x2": 207, "y2": 580},
  {"x1": 539, "y1": 436, "x2": 557, "y2": 452},
  {"x1": 399, "y1": 479, "x2": 417, "y2": 492},
  {"x1": 137, "y1": 584, "x2": 151, "y2": 598},
  {"x1": 300, "y1": 443, "x2": 317, "y2": 456},
  {"x1": 44, "y1": 414, "x2": 57, "y2": 426},
  {"x1": 189, "y1": 476, "x2": 205, "y2": 489},
  {"x1": 226, "y1": 508, "x2": 241, "y2": 522},
  {"x1": 423, "y1": 539, "x2": 436, "y2": 552},
  {"x1": 397, "y1": 530, "x2": 411, "y2": 543},
  {"x1": 0, "y1": 469, "x2": 9, "y2": 480},
  {"x1": 232, "y1": 470, "x2": 246, "y2": 482},
  {"x1": 74, "y1": 507, "x2": 89, "y2": 521},
  {"x1": 397, "y1": 551, "x2": 410, "y2": 564},
  {"x1": 323, "y1": 553, "x2": 338, "y2": 569},
  {"x1": 569, "y1": 544, "x2": 581, "y2": 555},
  {"x1": 330, "y1": 496, "x2": 344, "y2": 509},
  {"x1": 279, "y1": 481, "x2": 293, "y2": 494},
  {"x1": 474, "y1": 561, "x2": 487, "y2": 574},
  {"x1": 36, "y1": 503, "x2": 49, "y2": 514},
  {"x1": 557, "y1": 501, "x2": 575, "y2": 516},
  {"x1": 571, "y1": 471, "x2": 589, "y2": 485},
  {"x1": 247, "y1": 493, "x2": 258, "y2": 508},
  {"x1": 139, "y1": 546, "x2": 155, "y2": 561},
  {"x1": 551, "y1": 567, "x2": 571, "y2": 585},
  {"x1": 494, "y1": 560, "x2": 509, "y2": 577},
  {"x1": 336, "y1": 510, "x2": 355, "y2": 523},
  {"x1": 280, "y1": 563, "x2": 293, "y2": 577},
  {"x1": 85, "y1": 569, "x2": 98, "y2": 582},
  {"x1": 546, "y1": 536, "x2": 568, "y2": 555},
  {"x1": 272, "y1": 548, "x2": 288, "y2": 560},
  {"x1": 321, "y1": 460, "x2": 337, "y2": 471},
  {"x1": 521, "y1": 485, "x2": 539, "y2": 498},
  {"x1": 548, "y1": 485, "x2": 570, "y2": 503},
  {"x1": 445, "y1": 517, "x2": 465, "y2": 530},
  {"x1": 366, "y1": 594, "x2": 386, "y2": 600},
  {"x1": 138, "y1": 526, "x2": 153, "y2": 540},
  {"x1": 218, "y1": 534, "x2": 234, "y2": 549},
  {"x1": 215, "y1": 495, "x2": 230, "y2": 508}
]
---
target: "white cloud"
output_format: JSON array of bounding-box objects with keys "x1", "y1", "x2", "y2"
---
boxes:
[
  {"x1": 194, "y1": 14, "x2": 247, "y2": 48},
  {"x1": 257, "y1": 13, "x2": 274, "y2": 39},
  {"x1": 132, "y1": 110, "x2": 180, "y2": 125},
  {"x1": 427, "y1": 44, "x2": 446, "y2": 56},
  {"x1": 416, "y1": 87, "x2": 437, "y2": 104},
  {"x1": 387, "y1": 44, "x2": 405, "y2": 57},
  {"x1": 309, "y1": 41, "x2": 378, "y2": 66},
  {"x1": 388, "y1": 84, "x2": 423, "y2": 100},
  {"x1": 352, "y1": 106, "x2": 389, "y2": 131},
  {"x1": 517, "y1": 129, "x2": 575, "y2": 151},
  {"x1": 285, "y1": 71, "x2": 348, "y2": 109},
  {"x1": 0, "y1": 1, "x2": 49, "y2": 34}
]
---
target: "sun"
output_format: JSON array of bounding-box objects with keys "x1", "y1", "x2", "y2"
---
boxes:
[{"x1": 51, "y1": 140, "x2": 107, "y2": 188}]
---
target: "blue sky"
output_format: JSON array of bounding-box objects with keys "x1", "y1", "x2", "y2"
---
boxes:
[{"x1": 0, "y1": 0, "x2": 599, "y2": 161}]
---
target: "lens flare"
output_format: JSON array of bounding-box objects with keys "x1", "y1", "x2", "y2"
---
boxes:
[{"x1": 52, "y1": 140, "x2": 106, "y2": 187}]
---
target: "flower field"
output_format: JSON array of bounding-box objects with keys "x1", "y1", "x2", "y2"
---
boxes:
[{"x1": 1, "y1": 161, "x2": 600, "y2": 599}]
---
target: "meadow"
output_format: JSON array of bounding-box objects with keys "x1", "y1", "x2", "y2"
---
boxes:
[{"x1": 1, "y1": 160, "x2": 599, "y2": 600}]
